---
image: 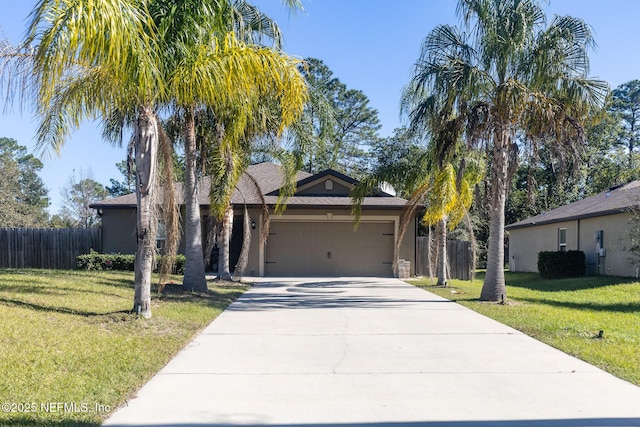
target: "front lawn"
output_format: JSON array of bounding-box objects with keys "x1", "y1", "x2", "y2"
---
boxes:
[
  {"x1": 0, "y1": 269, "x2": 247, "y2": 426},
  {"x1": 410, "y1": 272, "x2": 640, "y2": 386}
]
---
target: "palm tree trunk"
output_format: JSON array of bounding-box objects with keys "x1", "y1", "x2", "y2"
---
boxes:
[
  {"x1": 481, "y1": 127, "x2": 509, "y2": 301},
  {"x1": 233, "y1": 204, "x2": 251, "y2": 280},
  {"x1": 182, "y1": 109, "x2": 207, "y2": 292},
  {"x1": 392, "y1": 202, "x2": 421, "y2": 277},
  {"x1": 436, "y1": 217, "x2": 447, "y2": 286},
  {"x1": 464, "y1": 211, "x2": 477, "y2": 282},
  {"x1": 218, "y1": 206, "x2": 233, "y2": 280},
  {"x1": 133, "y1": 107, "x2": 159, "y2": 319},
  {"x1": 428, "y1": 226, "x2": 434, "y2": 278},
  {"x1": 203, "y1": 215, "x2": 217, "y2": 269}
]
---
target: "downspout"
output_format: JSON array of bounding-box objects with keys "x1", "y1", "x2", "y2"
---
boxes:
[{"x1": 577, "y1": 219, "x2": 581, "y2": 251}]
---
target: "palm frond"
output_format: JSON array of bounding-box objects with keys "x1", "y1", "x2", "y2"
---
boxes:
[
  {"x1": 423, "y1": 163, "x2": 457, "y2": 226},
  {"x1": 34, "y1": 65, "x2": 125, "y2": 154},
  {"x1": 0, "y1": 41, "x2": 37, "y2": 114},
  {"x1": 233, "y1": 1, "x2": 283, "y2": 47},
  {"x1": 101, "y1": 106, "x2": 138, "y2": 147},
  {"x1": 209, "y1": 141, "x2": 247, "y2": 220},
  {"x1": 351, "y1": 144, "x2": 430, "y2": 222},
  {"x1": 169, "y1": 33, "x2": 306, "y2": 132},
  {"x1": 157, "y1": 120, "x2": 181, "y2": 289},
  {"x1": 28, "y1": 0, "x2": 162, "y2": 107}
]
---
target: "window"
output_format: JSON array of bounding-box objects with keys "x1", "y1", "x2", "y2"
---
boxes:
[
  {"x1": 558, "y1": 228, "x2": 567, "y2": 252},
  {"x1": 325, "y1": 179, "x2": 333, "y2": 191},
  {"x1": 157, "y1": 220, "x2": 166, "y2": 251}
]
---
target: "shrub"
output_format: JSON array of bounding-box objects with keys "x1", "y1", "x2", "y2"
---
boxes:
[
  {"x1": 171, "y1": 255, "x2": 186, "y2": 275},
  {"x1": 538, "y1": 250, "x2": 586, "y2": 279},
  {"x1": 77, "y1": 250, "x2": 185, "y2": 275},
  {"x1": 77, "y1": 251, "x2": 134, "y2": 271}
]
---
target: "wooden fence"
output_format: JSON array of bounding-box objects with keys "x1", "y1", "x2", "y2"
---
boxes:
[
  {"x1": 416, "y1": 237, "x2": 472, "y2": 280},
  {"x1": 0, "y1": 228, "x2": 101, "y2": 270}
]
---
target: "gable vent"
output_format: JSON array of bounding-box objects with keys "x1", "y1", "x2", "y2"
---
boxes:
[{"x1": 325, "y1": 179, "x2": 333, "y2": 191}]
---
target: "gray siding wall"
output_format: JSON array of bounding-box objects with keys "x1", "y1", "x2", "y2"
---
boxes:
[
  {"x1": 101, "y1": 208, "x2": 137, "y2": 254},
  {"x1": 100, "y1": 207, "x2": 209, "y2": 256},
  {"x1": 296, "y1": 179, "x2": 351, "y2": 195}
]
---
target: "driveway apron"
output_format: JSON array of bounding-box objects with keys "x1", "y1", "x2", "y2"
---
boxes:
[{"x1": 104, "y1": 277, "x2": 640, "y2": 426}]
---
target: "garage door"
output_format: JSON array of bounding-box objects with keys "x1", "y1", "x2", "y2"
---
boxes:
[{"x1": 265, "y1": 221, "x2": 394, "y2": 276}]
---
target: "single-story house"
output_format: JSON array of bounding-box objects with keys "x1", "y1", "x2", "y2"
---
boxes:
[
  {"x1": 91, "y1": 162, "x2": 416, "y2": 277},
  {"x1": 506, "y1": 181, "x2": 640, "y2": 277}
]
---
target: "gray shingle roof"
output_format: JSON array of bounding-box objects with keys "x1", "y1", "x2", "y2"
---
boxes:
[
  {"x1": 92, "y1": 162, "x2": 408, "y2": 209},
  {"x1": 505, "y1": 181, "x2": 640, "y2": 230},
  {"x1": 230, "y1": 162, "x2": 312, "y2": 205}
]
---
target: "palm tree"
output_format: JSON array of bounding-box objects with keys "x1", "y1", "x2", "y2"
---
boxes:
[
  {"x1": 180, "y1": 46, "x2": 306, "y2": 286},
  {"x1": 354, "y1": 155, "x2": 482, "y2": 285},
  {"x1": 411, "y1": 0, "x2": 607, "y2": 300},
  {"x1": 421, "y1": 163, "x2": 481, "y2": 286},
  {"x1": 206, "y1": 82, "x2": 307, "y2": 281},
  {"x1": 398, "y1": 56, "x2": 482, "y2": 286},
  {"x1": 149, "y1": 0, "x2": 306, "y2": 287},
  {"x1": 1, "y1": 0, "x2": 166, "y2": 318},
  {"x1": 353, "y1": 125, "x2": 482, "y2": 284}
]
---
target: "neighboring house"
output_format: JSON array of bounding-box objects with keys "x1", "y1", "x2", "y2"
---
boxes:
[
  {"x1": 506, "y1": 181, "x2": 640, "y2": 277},
  {"x1": 91, "y1": 162, "x2": 416, "y2": 277}
]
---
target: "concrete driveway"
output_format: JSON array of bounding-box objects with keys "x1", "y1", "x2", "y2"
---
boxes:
[{"x1": 103, "y1": 277, "x2": 640, "y2": 426}]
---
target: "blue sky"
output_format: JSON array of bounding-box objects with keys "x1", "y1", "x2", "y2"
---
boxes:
[{"x1": 1, "y1": 0, "x2": 640, "y2": 213}]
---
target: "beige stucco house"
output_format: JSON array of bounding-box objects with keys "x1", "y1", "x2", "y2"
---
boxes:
[
  {"x1": 91, "y1": 162, "x2": 416, "y2": 277},
  {"x1": 506, "y1": 181, "x2": 640, "y2": 277}
]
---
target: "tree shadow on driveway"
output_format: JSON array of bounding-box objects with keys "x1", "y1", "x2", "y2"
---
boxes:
[{"x1": 227, "y1": 279, "x2": 455, "y2": 311}]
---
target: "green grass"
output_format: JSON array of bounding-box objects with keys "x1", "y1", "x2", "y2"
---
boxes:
[
  {"x1": 409, "y1": 272, "x2": 640, "y2": 386},
  {"x1": 0, "y1": 269, "x2": 247, "y2": 427}
]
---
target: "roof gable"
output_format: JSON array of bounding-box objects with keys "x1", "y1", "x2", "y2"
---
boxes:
[
  {"x1": 506, "y1": 181, "x2": 640, "y2": 230},
  {"x1": 295, "y1": 169, "x2": 358, "y2": 189},
  {"x1": 268, "y1": 169, "x2": 357, "y2": 197},
  {"x1": 295, "y1": 178, "x2": 352, "y2": 196}
]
